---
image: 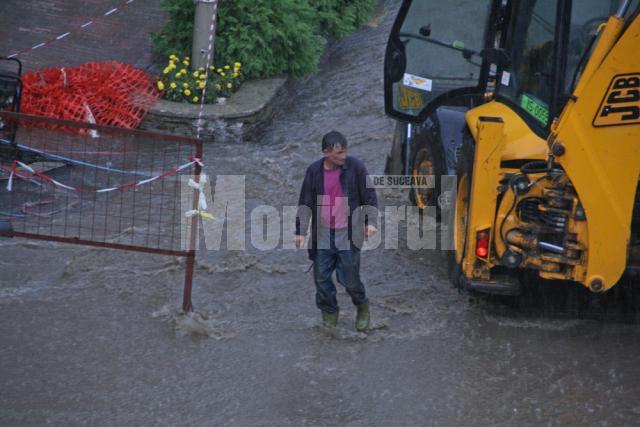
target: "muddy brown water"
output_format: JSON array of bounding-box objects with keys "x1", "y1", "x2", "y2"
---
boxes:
[{"x1": 2, "y1": 1, "x2": 640, "y2": 425}]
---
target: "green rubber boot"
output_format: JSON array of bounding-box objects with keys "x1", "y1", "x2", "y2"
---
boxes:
[
  {"x1": 355, "y1": 302, "x2": 370, "y2": 332},
  {"x1": 321, "y1": 311, "x2": 338, "y2": 328}
]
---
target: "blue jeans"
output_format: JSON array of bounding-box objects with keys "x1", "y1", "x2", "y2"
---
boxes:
[{"x1": 313, "y1": 228, "x2": 368, "y2": 313}]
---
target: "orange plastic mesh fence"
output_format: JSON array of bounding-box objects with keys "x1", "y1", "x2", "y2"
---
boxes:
[{"x1": 20, "y1": 62, "x2": 160, "y2": 131}]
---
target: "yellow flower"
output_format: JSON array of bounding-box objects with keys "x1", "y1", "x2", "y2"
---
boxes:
[
  {"x1": 217, "y1": 68, "x2": 222, "y2": 74},
  {"x1": 193, "y1": 71, "x2": 199, "y2": 78},
  {"x1": 199, "y1": 74, "x2": 206, "y2": 80},
  {"x1": 184, "y1": 89, "x2": 191, "y2": 96},
  {"x1": 183, "y1": 60, "x2": 189, "y2": 66},
  {"x1": 174, "y1": 73, "x2": 181, "y2": 79},
  {"x1": 233, "y1": 72, "x2": 239, "y2": 78},
  {"x1": 183, "y1": 82, "x2": 189, "y2": 88},
  {"x1": 169, "y1": 54, "x2": 177, "y2": 60},
  {"x1": 157, "y1": 81, "x2": 165, "y2": 90},
  {"x1": 220, "y1": 72, "x2": 226, "y2": 77},
  {"x1": 234, "y1": 62, "x2": 241, "y2": 68},
  {"x1": 193, "y1": 96, "x2": 199, "y2": 102},
  {"x1": 163, "y1": 68, "x2": 170, "y2": 74},
  {"x1": 180, "y1": 68, "x2": 187, "y2": 74},
  {"x1": 215, "y1": 84, "x2": 221, "y2": 90},
  {"x1": 224, "y1": 65, "x2": 230, "y2": 70},
  {"x1": 226, "y1": 83, "x2": 232, "y2": 89},
  {"x1": 198, "y1": 66, "x2": 205, "y2": 71},
  {"x1": 170, "y1": 82, "x2": 177, "y2": 89},
  {"x1": 198, "y1": 81, "x2": 206, "y2": 89}
]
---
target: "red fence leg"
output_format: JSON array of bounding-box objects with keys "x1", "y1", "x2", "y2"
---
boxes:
[
  {"x1": 182, "y1": 251, "x2": 195, "y2": 312},
  {"x1": 182, "y1": 141, "x2": 202, "y2": 313},
  {"x1": 182, "y1": 176, "x2": 199, "y2": 313}
]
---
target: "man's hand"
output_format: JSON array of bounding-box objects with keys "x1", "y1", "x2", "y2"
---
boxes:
[
  {"x1": 294, "y1": 235, "x2": 306, "y2": 248},
  {"x1": 364, "y1": 225, "x2": 377, "y2": 239}
]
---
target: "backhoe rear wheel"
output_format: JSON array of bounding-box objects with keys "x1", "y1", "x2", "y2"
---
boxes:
[
  {"x1": 626, "y1": 186, "x2": 640, "y2": 277},
  {"x1": 409, "y1": 128, "x2": 445, "y2": 214}
]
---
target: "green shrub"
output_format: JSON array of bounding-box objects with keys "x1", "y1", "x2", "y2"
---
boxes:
[
  {"x1": 150, "y1": 0, "x2": 194, "y2": 60},
  {"x1": 309, "y1": 0, "x2": 377, "y2": 38},
  {"x1": 214, "y1": 0, "x2": 324, "y2": 80},
  {"x1": 150, "y1": 0, "x2": 376, "y2": 80}
]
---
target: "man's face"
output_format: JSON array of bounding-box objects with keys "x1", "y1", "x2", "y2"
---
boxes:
[{"x1": 323, "y1": 144, "x2": 347, "y2": 167}]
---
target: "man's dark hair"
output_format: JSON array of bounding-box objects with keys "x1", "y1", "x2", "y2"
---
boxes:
[{"x1": 322, "y1": 131, "x2": 348, "y2": 151}]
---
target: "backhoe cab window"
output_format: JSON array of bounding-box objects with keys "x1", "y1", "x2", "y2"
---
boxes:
[
  {"x1": 499, "y1": 0, "x2": 557, "y2": 128},
  {"x1": 565, "y1": 0, "x2": 619, "y2": 93},
  {"x1": 387, "y1": 0, "x2": 493, "y2": 121},
  {"x1": 499, "y1": 0, "x2": 622, "y2": 129}
]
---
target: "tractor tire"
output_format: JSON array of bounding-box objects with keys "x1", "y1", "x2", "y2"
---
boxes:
[
  {"x1": 408, "y1": 126, "x2": 446, "y2": 215},
  {"x1": 626, "y1": 185, "x2": 640, "y2": 278}
]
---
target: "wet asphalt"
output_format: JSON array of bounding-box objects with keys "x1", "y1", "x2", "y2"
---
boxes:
[{"x1": 1, "y1": 1, "x2": 640, "y2": 425}]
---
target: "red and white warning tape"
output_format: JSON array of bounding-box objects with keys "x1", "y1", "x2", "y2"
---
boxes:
[
  {"x1": 6, "y1": 0, "x2": 137, "y2": 58},
  {"x1": 5, "y1": 157, "x2": 203, "y2": 193}
]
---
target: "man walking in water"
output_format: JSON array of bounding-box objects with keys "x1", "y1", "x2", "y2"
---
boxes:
[{"x1": 294, "y1": 131, "x2": 378, "y2": 331}]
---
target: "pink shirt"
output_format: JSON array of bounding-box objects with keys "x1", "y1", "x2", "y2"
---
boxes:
[{"x1": 320, "y1": 167, "x2": 348, "y2": 229}]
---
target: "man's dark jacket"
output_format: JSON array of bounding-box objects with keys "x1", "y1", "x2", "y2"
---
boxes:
[{"x1": 295, "y1": 156, "x2": 378, "y2": 260}]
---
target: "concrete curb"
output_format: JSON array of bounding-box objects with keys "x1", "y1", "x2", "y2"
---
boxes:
[{"x1": 140, "y1": 76, "x2": 288, "y2": 143}]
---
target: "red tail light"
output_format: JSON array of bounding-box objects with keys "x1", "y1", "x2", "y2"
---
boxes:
[{"x1": 476, "y1": 230, "x2": 490, "y2": 258}]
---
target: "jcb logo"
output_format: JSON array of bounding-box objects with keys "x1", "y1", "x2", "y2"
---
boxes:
[{"x1": 593, "y1": 73, "x2": 640, "y2": 127}]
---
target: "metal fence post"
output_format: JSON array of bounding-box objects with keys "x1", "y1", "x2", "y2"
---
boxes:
[{"x1": 191, "y1": 0, "x2": 218, "y2": 71}]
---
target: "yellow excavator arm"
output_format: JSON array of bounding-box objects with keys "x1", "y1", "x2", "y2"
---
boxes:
[{"x1": 551, "y1": 12, "x2": 640, "y2": 290}]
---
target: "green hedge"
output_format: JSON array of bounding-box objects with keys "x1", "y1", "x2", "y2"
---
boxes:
[
  {"x1": 150, "y1": 0, "x2": 376, "y2": 80},
  {"x1": 310, "y1": 0, "x2": 378, "y2": 38}
]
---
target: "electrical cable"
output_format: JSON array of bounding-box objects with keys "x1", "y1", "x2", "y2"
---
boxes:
[
  {"x1": 0, "y1": 211, "x2": 25, "y2": 218},
  {"x1": 0, "y1": 138, "x2": 149, "y2": 176}
]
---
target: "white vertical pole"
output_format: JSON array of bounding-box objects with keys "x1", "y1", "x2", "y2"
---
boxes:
[
  {"x1": 192, "y1": 0, "x2": 218, "y2": 139},
  {"x1": 191, "y1": 0, "x2": 218, "y2": 70}
]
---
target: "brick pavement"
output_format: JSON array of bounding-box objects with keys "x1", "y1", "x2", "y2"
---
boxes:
[{"x1": 0, "y1": 0, "x2": 165, "y2": 72}]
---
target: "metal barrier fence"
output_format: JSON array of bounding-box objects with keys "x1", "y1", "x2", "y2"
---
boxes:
[{"x1": 0, "y1": 111, "x2": 203, "y2": 311}]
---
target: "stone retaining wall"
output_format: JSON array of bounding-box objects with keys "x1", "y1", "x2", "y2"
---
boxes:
[{"x1": 140, "y1": 77, "x2": 288, "y2": 143}]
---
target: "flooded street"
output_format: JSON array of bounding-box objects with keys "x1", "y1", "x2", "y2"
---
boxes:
[{"x1": 2, "y1": 1, "x2": 640, "y2": 425}]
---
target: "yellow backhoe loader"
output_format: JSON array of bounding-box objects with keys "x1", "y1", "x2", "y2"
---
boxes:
[{"x1": 384, "y1": 0, "x2": 640, "y2": 294}]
